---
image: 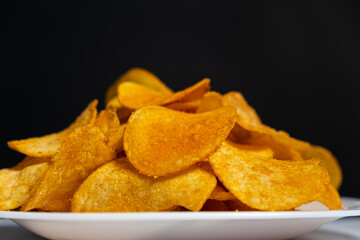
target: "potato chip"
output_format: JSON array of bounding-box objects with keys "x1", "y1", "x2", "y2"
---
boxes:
[
  {"x1": 223, "y1": 91, "x2": 262, "y2": 125},
  {"x1": 94, "y1": 108, "x2": 125, "y2": 153},
  {"x1": 316, "y1": 183, "x2": 342, "y2": 210},
  {"x1": 106, "y1": 97, "x2": 122, "y2": 109},
  {"x1": 12, "y1": 156, "x2": 50, "y2": 170},
  {"x1": 71, "y1": 160, "x2": 216, "y2": 212},
  {"x1": 8, "y1": 100, "x2": 98, "y2": 158},
  {"x1": 196, "y1": 91, "x2": 224, "y2": 113},
  {"x1": 244, "y1": 134, "x2": 304, "y2": 161},
  {"x1": 195, "y1": 92, "x2": 252, "y2": 142},
  {"x1": 118, "y1": 79, "x2": 210, "y2": 110},
  {"x1": 105, "y1": 70, "x2": 171, "y2": 122},
  {"x1": 0, "y1": 163, "x2": 49, "y2": 210},
  {"x1": 208, "y1": 142, "x2": 341, "y2": 210},
  {"x1": 21, "y1": 125, "x2": 116, "y2": 212},
  {"x1": 165, "y1": 100, "x2": 201, "y2": 113},
  {"x1": 95, "y1": 108, "x2": 119, "y2": 134},
  {"x1": 124, "y1": 105, "x2": 236, "y2": 176},
  {"x1": 226, "y1": 141, "x2": 274, "y2": 158},
  {"x1": 105, "y1": 68, "x2": 172, "y2": 104},
  {"x1": 209, "y1": 184, "x2": 236, "y2": 201},
  {"x1": 195, "y1": 91, "x2": 307, "y2": 153},
  {"x1": 201, "y1": 200, "x2": 228, "y2": 211},
  {"x1": 302, "y1": 145, "x2": 342, "y2": 189},
  {"x1": 222, "y1": 92, "x2": 310, "y2": 152},
  {"x1": 117, "y1": 82, "x2": 164, "y2": 109}
]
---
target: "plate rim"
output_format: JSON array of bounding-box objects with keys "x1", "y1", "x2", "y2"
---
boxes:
[{"x1": 1, "y1": 196, "x2": 359, "y2": 221}]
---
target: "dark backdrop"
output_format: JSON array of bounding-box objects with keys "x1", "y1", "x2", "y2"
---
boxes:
[{"x1": 1, "y1": 1, "x2": 359, "y2": 197}]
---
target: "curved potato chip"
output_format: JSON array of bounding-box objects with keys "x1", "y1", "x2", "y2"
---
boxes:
[
  {"x1": 196, "y1": 91, "x2": 307, "y2": 152},
  {"x1": 21, "y1": 125, "x2": 116, "y2": 212},
  {"x1": 204, "y1": 148, "x2": 271, "y2": 203},
  {"x1": 226, "y1": 141, "x2": 274, "y2": 158},
  {"x1": 8, "y1": 100, "x2": 98, "y2": 158},
  {"x1": 12, "y1": 156, "x2": 50, "y2": 170},
  {"x1": 302, "y1": 145, "x2": 342, "y2": 189},
  {"x1": 118, "y1": 82, "x2": 164, "y2": 109},
  {"x1": 244, "y1": 134, "x2": 304, "y2": 161},
  {"x1": 165, "y1": 100, "x2": 201, "y2": 113},
  {"x1": 201, "y1": 200, "x2": 228, "y2": 211},
  {"x1": 94, "y1": 108, "x2": 125, "y2": 153},
  {"x1": 208, "y1": 142, "x2": 341, "y2": 210},
  {"x1": 106, "y1": 97, "x2": 122, "y2": 109},
  {"x1": 118, "y1": 79, "x2": 210, "y2": 110},
  {"x1": 124, "y1": 105, "x2": 236, "y2": 176},
  {"x1": 196, "y1": 91, "x2": 224, "y2": 113},
  {"x1": 223, "y1": 91, "x2": 262, "y2": 125},
  {"x1": 105, "y1": 68, "x2": 172, "y2": 104},
  {"x1": 223, "y1": 92, "x2": 310, "y2": 152},
  {"x1": 95, "y1": 108, "x2": 120, "y2": 135},
  {"x1": 316, "y1": 183, "x2": 342, "y2": 210},
  {"x1": 71, "y1": 160, "x2": 216, "y2": 212},
  {"x1": 0, "y1": 163, "x2": 49, "y2": 210},
  {"x1": 194, "y1": 92, "x2": 252, "y2": 142}
]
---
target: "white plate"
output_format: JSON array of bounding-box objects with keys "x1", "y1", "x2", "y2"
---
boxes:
[{"x1": 1, "y1": 197, "x2": 359, "y2": 240}]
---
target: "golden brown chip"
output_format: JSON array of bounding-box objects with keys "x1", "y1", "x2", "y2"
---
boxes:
[
  {"x1": 302, "y1": 145, "x2": 342, "y2": 189},
  {"x1": 208, "y1": 184, "x2": 236, "y2": 201},
  {"x1": 222, "y1": 92, "x2": 310, "y2": 152},
  {"x1": 165, "y1": 100, "x2": 201, "y2": 113},
  {"x1": 105, "y1": 68, "x2": 172, "y2": 104},
  {"x1": 95, "y1": 108, "x2": 119, "y2": 134},
  {"x1": 118, "y1": 82, "x2": 163, "y2": 109},
  {"x1": 244, "y1": 134, "x2": 304, "y2": 161},
  {"x1": 118, "y1": 79, "x2": 210, "y2": 110},
  {"x1": 0, "y1": 163, "x2": 49, "y2": 210},
  {"x1": 11, "y1": 156, "x2": 50, "y2": 170},
  {"x1": 196, "y1": 91, "x2": 224, "y2": 113},
  {"x1": 21, "y1": 125, "x2": 116, "y2": 212},
  {"x1": 194, "y1": 91, "x2": 309, "y2": 152},
  {"x1": 71, "y1": 160, "x2": 216, "y2": 212},
  {"x1": 94, "y1": 108, "x2": 125, "y2": 153},
  {"x1": 316, "y1": 183, "x2": 342, "y2": 210},
  {"x1": 226, "y1": 141, "x2": 274, "y2": 158},
  {"x1": 106, "y1": 97, "x2": 122, "y2": 109},
  {"x1": 201, "y1": 200, "x2": 228, "y2": 211},
  {"x1": 8, "y1": 100, "x2": 98, "y2": 158},
  {"x1": 208, "y1": 141, "x2": 341, "y2": 210},
  {"x1": 124, "y1": 105, "x2": 236, "y2": 176},
  {"x1": 223, "y1": 91, "x2": 262, "y2": 125}
]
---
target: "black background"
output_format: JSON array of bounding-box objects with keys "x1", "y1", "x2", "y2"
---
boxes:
[{"x1": 1, "y1": 1, "x2": 359, "y2": 197}]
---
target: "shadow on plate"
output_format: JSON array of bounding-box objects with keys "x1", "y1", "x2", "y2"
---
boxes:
[{"x1": 0, "y1": 220, "x2": 45, "y2": 240}]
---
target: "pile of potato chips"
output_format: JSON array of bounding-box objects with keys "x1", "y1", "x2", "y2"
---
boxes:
[{"x1": 1, "y1": 68, "x2": 342, "y2": 212}]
